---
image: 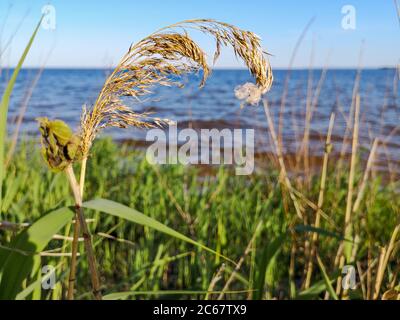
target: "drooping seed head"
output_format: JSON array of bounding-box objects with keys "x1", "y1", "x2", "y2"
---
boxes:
[{"x1": 79, "y1": 19, "x2": 273, "y2": 156}]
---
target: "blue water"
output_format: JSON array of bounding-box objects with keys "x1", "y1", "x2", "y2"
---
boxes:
[{"x1": 2, "y1": 68, "x2": 399, "y2": 163}]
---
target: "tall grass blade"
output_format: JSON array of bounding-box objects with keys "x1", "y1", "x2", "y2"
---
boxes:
[
  {"x1": 253, "y1": 234, "x2": 286, "y2": 300},
  {"x1": 296, "y1": 272, "x2": 340, "y2": 300},
  {"x1": 296, "y1": 279, "x2": 328, "y2": 300},
  {"x1": 295, "y1": 225, "x2": 348, "y2": 242},
  {"x1": 0, "y1": 17, "x2": 42, "y2": 210},
  {"x1": 316, "y1": 255, "x2": 339, "y2": 300}
]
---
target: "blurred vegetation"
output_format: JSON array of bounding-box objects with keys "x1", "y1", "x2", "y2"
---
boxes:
[{"x1": 1, "y1": 138, "x2": 398, "y2": 299}]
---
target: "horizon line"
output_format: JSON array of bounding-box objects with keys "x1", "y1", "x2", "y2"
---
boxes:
[{"x1": 4, "y1": 65, "x2": 398, "y2": 70}]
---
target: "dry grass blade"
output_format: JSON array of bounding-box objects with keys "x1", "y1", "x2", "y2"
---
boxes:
[
  {"x1": 5, "y1": 67, "x2": 44, "y2": 168},
  {"x1": 0, "y1": 221, "x2": 29, "y2": 231},
  {"x1": 343, "y1": 94, "x2": 361, "y2": 262},
  {"x1": 299, "y1": 54, "x2": 330, "y2": 180},
  {"x1": 394, "y1": 0, "x2": 400, "y2": 26},
  {"x1": 205, "y1": 263, "x2": 226, "y2": 300},
  {"x1": 336, "y1": 43, "x2": 363, "y2": 178},
  {"x1": 277, "y1": 17, "x2": 314, "y2": 148},
  {"x1": 217, "y1": 221, "x2": 263, "y2": 300},
  {"x1": 263, "y1": 99, "x2": 303, "y2": 219},
  {"x1": 335, "y1": 94, "x2": 360, "y2": 298},
  {"x1": 373, "y1": 225, "x2": 400, "y2": 299},
  {"x1": 304, "y1": 113, "x2": 335, "y2": 289},
  {"x1": 352, "y1": 138, "x2": 379, "y2": 213},
  {"x1": 80, "y1": 19, "x2": 273, "y2": 155}
]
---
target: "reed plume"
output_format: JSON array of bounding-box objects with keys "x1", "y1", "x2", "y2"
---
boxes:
[{"x1": 79, "y1": 19, "x2": 273, "y2": 156}]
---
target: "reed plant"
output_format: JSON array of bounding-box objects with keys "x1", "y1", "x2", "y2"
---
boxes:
[{"x1": 36, "y1": 19, "x2": 273, "y2": 300}]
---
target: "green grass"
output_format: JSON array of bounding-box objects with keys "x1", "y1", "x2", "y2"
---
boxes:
[{"x1": 1, "y1": 138, "x2": 398, "y2": 299}]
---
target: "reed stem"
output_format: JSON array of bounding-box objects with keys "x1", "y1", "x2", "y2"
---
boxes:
[
  {"x1": 67, "y1": 213, "x2": 80, "y2": 300},
  {"x1": 67, "y1": 157, "x2": 88, "y2": 299},
  {"x1": 65, "y1": 164, "x2": 102, "y2": 300}
]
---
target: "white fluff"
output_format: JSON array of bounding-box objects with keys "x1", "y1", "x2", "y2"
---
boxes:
[{"x1": 234, "y1": 82, "x2": 263, "y2": 107}]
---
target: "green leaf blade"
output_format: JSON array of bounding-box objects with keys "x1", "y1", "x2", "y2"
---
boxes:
[
  {"x1": 82, "y1": 198, "x2": 234, "y2": 264},
  {"x1": 0, "y1": 206, "x2": 74, "y2": 299},
  {"x1": 0, "y1": 17, "x2": 42, "y2": 209}
]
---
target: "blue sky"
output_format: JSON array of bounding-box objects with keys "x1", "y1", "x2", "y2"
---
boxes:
[{"x1": 1, "y1": 0, "x2": 399, "y2": 68}]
